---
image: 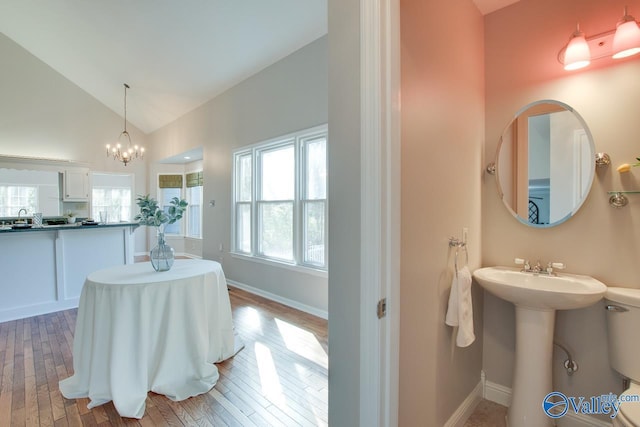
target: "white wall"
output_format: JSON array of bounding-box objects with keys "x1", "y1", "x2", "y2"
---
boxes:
[
  {"x1": 147, "y1": 36, "x2": 328, "y2": 314},
  {"x1": 0, "y1": 32, "x2": 147, "y2": 252},
  {"x1": 484, "y1": 0, "x2": 640, "y2": 421},
  {"x1": 327, "y1": 0, "x2": 362, "y2": 424}
]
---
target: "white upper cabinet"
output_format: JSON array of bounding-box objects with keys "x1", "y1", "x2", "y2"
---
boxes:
[{"x1": 63, "y1": 169, "x2": 89, "y2": 201}]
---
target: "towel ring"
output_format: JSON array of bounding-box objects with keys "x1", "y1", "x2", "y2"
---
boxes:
[{"x1": 449, "y1": 237, "x2": 469, "y2": 277}]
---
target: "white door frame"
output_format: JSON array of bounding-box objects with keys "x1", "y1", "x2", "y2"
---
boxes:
[{"x1": 360, "y1": 0, "x2": 400, "y2": 425}]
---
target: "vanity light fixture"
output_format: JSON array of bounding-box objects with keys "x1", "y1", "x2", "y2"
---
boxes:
[
  {"x1": 559, "y1": 7, "x2": 640, "y2": 70},
  {"x1": 563, "y1": 24, "x2": 591, "y2": 70},
  {"x1": 613, "y1": 6, "x2": 640, "y2": 58},
  {"x1": 106, "y1": 83, "x2": 144, "y2": 166}
]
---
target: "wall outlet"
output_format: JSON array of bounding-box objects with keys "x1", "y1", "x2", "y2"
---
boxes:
[
  {"x1": 463, "y1": 227, "x2": 469, "y2": 244},
  {"x1": 219, "y1": 243, "x2": 224, "y2": 252}
]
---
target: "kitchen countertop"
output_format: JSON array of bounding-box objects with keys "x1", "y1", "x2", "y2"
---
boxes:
[{"x1": 0, "y1": 222, "x2": 140, "y2": 233}]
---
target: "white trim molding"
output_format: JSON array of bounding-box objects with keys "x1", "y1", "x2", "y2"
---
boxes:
[
  {"x1": 360, "y1": 0, "x2": 400, "y2": 426},
  {"x1": 483, "y1": 375, "x2": 611, "y2": 427},
  {"x1": 226, "y1": 279, "x2": 328, "y2": 320},
  {"x1": 444, "y1": 381, "x2": 483, "y2": 427}
]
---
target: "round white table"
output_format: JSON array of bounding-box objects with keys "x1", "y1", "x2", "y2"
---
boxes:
[{"x1": 59, "y1": 259, "x2": 237, "y2": 419}]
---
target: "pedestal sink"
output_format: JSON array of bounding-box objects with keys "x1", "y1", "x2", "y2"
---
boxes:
[{"x1": 473, "y1": 266, "x2": 606, "y2": 427}]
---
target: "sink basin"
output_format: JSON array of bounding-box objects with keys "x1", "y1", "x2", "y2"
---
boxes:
[
  {"x1": 473, "y1": 266, "x2": 607, "y2": 426},
  {"x1": 473, "y1": 266, "x2": 606, "y2": 310}
]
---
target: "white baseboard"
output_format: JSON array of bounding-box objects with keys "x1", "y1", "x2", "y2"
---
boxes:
[
  {"x1": 226, "y1": 279, "x2": 328, "y2": 320},
  {"x1": 558, "y1": 413, "x2": 611, "y2": 427},
  {"x1": 483, "y1": 376, "x2": 610, "y2": 427},
  {"x1": 133, "y1": 252, "x2": 201, "y2": 259},
  {"x1": 0, "y1": 298, "x2": 79, "y2": 323},
  {"x1": 176, "y1": 252, "x2": 201, "y2": 259},
  {"x1": 484, "y1": 378, "x2": 512, "y2": 407},
  {"x1": 444, "y1": 380, "x2": 483, "y2": 427}
]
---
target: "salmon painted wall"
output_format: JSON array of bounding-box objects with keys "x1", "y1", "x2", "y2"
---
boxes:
[{"x1": 483, "y1": 0, "x2": 640, "y2": 421}]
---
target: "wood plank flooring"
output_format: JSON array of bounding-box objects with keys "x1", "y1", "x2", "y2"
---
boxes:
[{"x1": 0, "y1": 286, "x2": 328, "y2": 426}]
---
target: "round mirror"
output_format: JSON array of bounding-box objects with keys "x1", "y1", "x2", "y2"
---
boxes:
[{"x1": 495, "y1": 100, "x2": 595, "y2": 228}]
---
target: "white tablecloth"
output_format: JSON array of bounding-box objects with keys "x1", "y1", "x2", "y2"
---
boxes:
[{"x1": 59, "y1": 259, "x2": 236, "y2": 418}]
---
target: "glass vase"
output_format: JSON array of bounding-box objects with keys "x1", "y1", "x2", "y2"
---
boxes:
[{"x1": 150, "y1": 229, "x2": 174, "y2": 272}]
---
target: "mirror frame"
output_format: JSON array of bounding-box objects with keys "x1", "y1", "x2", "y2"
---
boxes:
[{"x1": 494, "y1": 99, "x2": 595, "y2": 228}]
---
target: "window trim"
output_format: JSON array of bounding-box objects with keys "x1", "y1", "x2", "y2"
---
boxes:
[{"x1": 231, "y1": 124, "x2": 328, "y2": 271}]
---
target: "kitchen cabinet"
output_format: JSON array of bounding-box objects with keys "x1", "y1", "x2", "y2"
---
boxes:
[{"x1": 63, "y1": 169, "x2": 89, "y2": 201}]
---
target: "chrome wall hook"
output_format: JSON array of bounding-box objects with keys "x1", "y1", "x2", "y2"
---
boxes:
[{"x1": 485, "y1": 162, "x2": 496, "y2": 175}]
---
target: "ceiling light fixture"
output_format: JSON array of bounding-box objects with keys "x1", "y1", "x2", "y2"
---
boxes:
[
  {"x1": 559, "y1": 7, "x2": 640, "y2": 70},
  {"x1": 106, "y1": 83, "x2": 144, "y2": 166}
]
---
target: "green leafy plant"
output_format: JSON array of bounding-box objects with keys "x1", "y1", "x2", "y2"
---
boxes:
[{"x1": 134, "y1": 194, "x2": 188, "y2": 228}]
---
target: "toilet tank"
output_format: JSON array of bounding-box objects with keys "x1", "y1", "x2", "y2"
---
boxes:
[{"x1": 606, "y1": 287, "x2": 640, "y2": 381}]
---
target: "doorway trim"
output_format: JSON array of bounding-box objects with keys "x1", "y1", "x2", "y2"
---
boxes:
[{"x1": 359, "y1": 0, "x2": 400, "y2": 425}]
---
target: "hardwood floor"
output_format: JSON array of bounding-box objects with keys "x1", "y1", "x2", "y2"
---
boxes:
[{"x1": 0, "y1": 286, "x2": 328, "y2": 426}]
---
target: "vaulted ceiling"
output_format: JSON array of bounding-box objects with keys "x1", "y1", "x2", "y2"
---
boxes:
[{"x1": 0, "y1": 0, "x2": 516, "y2": 134}]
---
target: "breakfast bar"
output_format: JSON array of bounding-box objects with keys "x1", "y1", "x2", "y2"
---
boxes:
[{"x1": 0, "y1": 222, "x2": 139, "y2": 322}]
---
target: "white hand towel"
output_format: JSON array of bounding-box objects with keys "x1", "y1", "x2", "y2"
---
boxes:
[{"x1": 445, "y1": 266, "x2": 475, "y2": 347}]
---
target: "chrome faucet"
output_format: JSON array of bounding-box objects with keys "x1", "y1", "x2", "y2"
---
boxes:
[
  {"x1": 531, "y1": 260, "x2": 543, "y2": 273},
  {"x1": 17, "y1": 208, "x2": 27, "y2": 220},
  {"x1": 515, "y1": 258, "x2": 565, "y2": 276}
]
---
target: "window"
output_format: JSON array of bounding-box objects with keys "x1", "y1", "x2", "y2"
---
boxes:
[
  {"x1": 0, "y1": 169, "x2": 60, "y2": 216},
  {"x1": 232, "y1": 125, "x2": 327, "y2": 270},
  {"x1": 186, "y1": 171, "x2": 203, "y2": 238},
  {"x1": 91, "y1": 173, "x2": 133, "y2": 222},
  {"x1": 302, "y1": 135, "x2": 327, "y2": 266},
  {"x1": 235, "y1": 154, "x2": 252, "y2": 253}
]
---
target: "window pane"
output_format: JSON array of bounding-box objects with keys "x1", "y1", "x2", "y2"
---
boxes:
[
  {"x1": 259, "y1": 202, "x2": 293, "y2": 260},
  {"x1": 306, "y1": 137, "x2": 327, "y2": 200},
  {"x1": 237, "y1": 154, "x2": 252, "y2": 202},
  {"x1": 0, "y1": 186, "x2": 37, "y2": 217},
  {"x1": 304, "y1": 201, "x2": 325, "y2": 266},
  {"x1": 92, "y1": 188, "x2": 132, "y2": 222},
  {"x1": 92, "y1": 173, "x2": 133, "y2": 223},
  {"x1": 0, "y1": 170, "x2": 60, "y2": 216},
  {"x1": 261, "y1": 145, "x2": 294, "y2": 200},
  {"x1": 236, "y1": 203, "x2": 251, "y2": 253},
  {"x1": 161, "y1": 188, "x2": 182, "y2": 234},
  {"x1": 186, "y1": 186, "x2": 202, "y2": 238}
]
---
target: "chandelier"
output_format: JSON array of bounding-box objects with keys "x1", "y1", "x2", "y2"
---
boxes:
[{"x1": 106, "y1": 83, "x2": 144, "y2": 166}]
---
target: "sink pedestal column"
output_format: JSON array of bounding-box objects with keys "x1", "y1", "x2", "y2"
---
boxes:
[{"x1": 508, "y1": 306, "x2": 555, "y2": 427}]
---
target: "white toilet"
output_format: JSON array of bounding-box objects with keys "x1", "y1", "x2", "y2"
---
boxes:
[{"x1": 606, "y1": 287, "x2": 640, "y2": 426}]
